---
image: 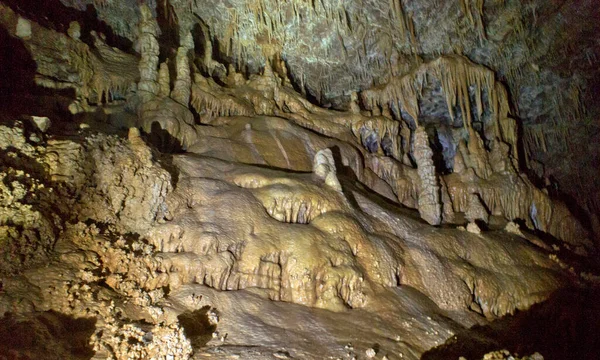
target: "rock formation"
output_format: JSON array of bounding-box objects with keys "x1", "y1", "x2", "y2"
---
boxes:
[
  {"x1": 136, "y1": 4, "x2": 160, "y2": 102},
  {"x1": 0, "y1": 1, "x2": 599, "y2": 359},
  {"x1": 413, "y1": 126, "x2": 442, "y2": 225},
  {"x1": 313, "y1": 148, "x2": 342, "y2": 192}
]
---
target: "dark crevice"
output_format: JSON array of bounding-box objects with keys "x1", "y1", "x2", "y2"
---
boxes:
[
  {"x1": 0, "y1": 311, "x2": 96, "y2": 359},
  {"x1": 177, "y1": 306, "x2": 217, "y2": 349},
  {"x1": 422, "y1": 287, "x2": 600, "y2": 360}
]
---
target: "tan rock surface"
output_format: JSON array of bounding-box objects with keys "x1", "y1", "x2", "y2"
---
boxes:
[{"x1": 0, "y1": 6, "x2": 598, "y2": 360}]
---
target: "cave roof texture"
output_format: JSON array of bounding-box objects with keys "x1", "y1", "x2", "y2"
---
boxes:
[{"x1": 0, "y1": 0, "x2": 599, "y2": 359}]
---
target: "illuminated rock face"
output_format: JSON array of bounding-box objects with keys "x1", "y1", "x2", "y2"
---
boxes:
[
  {"x1": 59, "y1": 0, "x2": 598, "y2": 228},
  {"x1": 0, "y1": 120, "x2": 572, "y2": 359},
  {"x1": 0, "y1": 1, "x2": 599, "y2": 360}
]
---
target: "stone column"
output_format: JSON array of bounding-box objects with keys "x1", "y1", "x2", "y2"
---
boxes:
[
  {"x1": 413, "y1": 126, "x2": 441, "y2": 225},
  {"x1": 137, "y1": 4, "x2": 160, "y2": 103},
  {"x1": 171, "y1": 30, "x2": 194, "y2": 106}
]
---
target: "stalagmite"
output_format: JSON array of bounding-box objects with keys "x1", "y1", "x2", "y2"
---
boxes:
[
  {"x1": 413, "y1": 126, "x2": 442, "y2": 225},
  {"x1": 158, "y1": 61, "x2": 171, "y2": 98},
  {"x1": 465, "y1": 193, "x2": 489, "y2": 224},
  {"x1": 137, "y1": 4, "x2": 161, "y2": 103},
  {"x1": 67, "y1": 21, "x2": 81, "y2": 40},
  {"x1": 313, "y1": 148, "x2": 342, "y2": 192},
  {"x1": 171, "y1": 30, "x2": 194, "y2": 106},
  {"x1": 466, "y1": 221, "x2": 481, "y2": 234},
  {"x1": 505, "y1": 221, "x2": 523, "y2": 236}
]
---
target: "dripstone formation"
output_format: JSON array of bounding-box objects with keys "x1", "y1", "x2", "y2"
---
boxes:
[{"x1": 0, "y1": 1, "x2": 599, "y2": 359}]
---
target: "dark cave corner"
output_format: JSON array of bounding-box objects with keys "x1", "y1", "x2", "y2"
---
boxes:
[
  {"x1": 0, "y1": 24, "x2": 76, "y2": 125},
  {"x1": 422, "y1": 287, "x2": 600, "y2": 360},
  {"x1": 177, "y1": 306, "x2": 218, "y2": 349},
  {"x1": 0, "y1": 311, "x2": 97, "y2": 360}
]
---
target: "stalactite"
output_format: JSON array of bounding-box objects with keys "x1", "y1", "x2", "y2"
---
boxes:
[
  {"x1": 361, "y1": 55, "x2": 518, "y2": 163},
  {"x1": 162, "y1": 0, "x2": 179, "y2": 29},
  {"x1": 464, "y1": 128, "x2": 493, "y2": 179},
  {"x1": 86, "y1": 31, "x2": 138, "y2": 104},
  {"x1": 190, "y1": 82, "x2": 255, "y2": 120},
  {"x1": 364, "y1": 154, "x2": 419, "y2": 208},
  {"x1": 351, "y1": 117, "x2": 402, "y2": 160},
  {"x1": 93, "y1": 0, "x2": 110, "y2": 8},
  {"x1": 459, "y1": 0, "x2": 486, "y2": 41},
  {"x1": 0, "y1": 4, "x2": 137, "y2": 107},
  {"x1": 389, "y1": 0, "x2": 407, "y2": 41}
]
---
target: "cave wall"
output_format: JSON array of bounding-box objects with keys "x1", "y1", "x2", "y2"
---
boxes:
[{"x1": 46, "y1": 0, "x2": 600, "y2": 230}]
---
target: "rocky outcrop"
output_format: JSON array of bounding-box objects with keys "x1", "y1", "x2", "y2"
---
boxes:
[
  {"x1": 38, "y1": 0, "x2": 600, "y2": 227},
  {"x1": 0, "y1": 119, "x2": 589, "y2": 359},
  {"x1": 0, "y1": 125, "x2": 59, "y2": 274}
]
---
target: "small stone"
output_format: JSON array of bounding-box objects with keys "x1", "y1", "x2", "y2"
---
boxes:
[
  {"x1": 365, "y1": 348, "x2": 376, "y2": 358},
  {"x1": 207, "y1": 309, "x2": 219, "y2": 325},
  {"x1": 68, "y1": 21, "x2": 81, "y2": 40},
  {"x1": 29, "y1": 134, "x2": 41, "y2": 143},
  {"x1": 128, "y1": 127, "x2": 142, "y2": 140},
  {"x1": 69, "y1": 101, "x2": 85, "y2": 114},
  {"x1": 504, "y1": 221, "x2": 523, "y2": 236},
  {"x1": 466, "y1": 222, "x2": 481, "y2": 234},
  {"x1": 16, "y1": 17, "x2": 32, "y2": 39},
  {"x1": 31, "y1": 116, "x2": 51, "y2": 132}
]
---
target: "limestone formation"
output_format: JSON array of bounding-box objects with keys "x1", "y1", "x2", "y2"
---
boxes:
[
  {"x1": 171, "y1": 31, "x2": 194, "y2": 106},
  {"x1": 136, "y1": 4, "x2": 161, "y2": 102},
  {"x1": 465, "y1": 193, "x2": 489, "y2": 225},
  {"x1": 313, "y1": 148, "x2": 342, "y2": 192},
  {"x1": 158, "y1": 61, "x2": 171, "y2": 98},
  {"x1": 413, "y1": 126, "x2": 442, "y2": 225},
  {"x1": 0, "y1": 2, "x2": 598, "y2": 360}
]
